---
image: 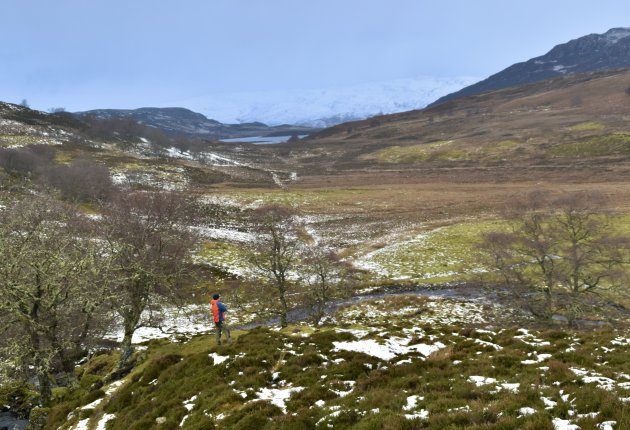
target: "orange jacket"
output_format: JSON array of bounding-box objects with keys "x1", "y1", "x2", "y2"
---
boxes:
[{"x1": 211, "y1": 299, "x2": 227, "y2": 323}]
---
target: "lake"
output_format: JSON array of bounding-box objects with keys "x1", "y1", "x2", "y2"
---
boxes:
[{"x1": 219, "y1": 135, "x2": 308, "y2": 144}]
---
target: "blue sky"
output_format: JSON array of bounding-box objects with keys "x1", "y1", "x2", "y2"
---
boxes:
[{"x1": 2, "y1": 0, "x2": 630, "y2": 114}]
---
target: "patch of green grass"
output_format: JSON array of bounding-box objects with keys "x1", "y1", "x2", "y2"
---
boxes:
[
  {"x1": 196, "y1": 241, "x2": 253, "y2": 277},
  {"x1": 567, "y1": 122, "x2": 605, "y2": 131},
  {"x1": 552, "y1": 132, "x2": 630, "y2": 157},
  {"x1": 359, "y1": 219, "x2": 506, "y2": 282},
  {"x1": 368, "y1": 139, "x2": 526, "y2": 164},
  {"x1": 370, "y1": 141, "x2": 468, "y2": 163},
  {"x1": 0, "y1": 134, "x2": 54, "y2": 147}
]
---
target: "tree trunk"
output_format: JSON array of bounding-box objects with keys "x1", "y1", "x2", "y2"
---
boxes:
[
  {"x1": 278, "y1": 285, "x2": 288, "y2": 328},
  {"x1": 37, "y1": 368, "x2": 52, "y2": 406},
  {"x1": 543, "y1": 288, "x2": 553, "y2": 318},
  {"x1": 118, "y1": 309, "x2": 142, "y2": 369},
  {"x1": 118, "y1": 325, "x2": 135, "y2": 369},
  {"x1": 52, "y1": 335, "x2": 79, "y2": 388}
]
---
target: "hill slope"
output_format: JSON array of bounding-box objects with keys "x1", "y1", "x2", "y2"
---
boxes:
[
  {"x1": 291, "y1": 67, "x2": 630, "y2": 180},
  {"x1": 431, "y1": 27, "x2": 630, "y2": 107},
  {"x1": 45, "y1": 294, "x2": 630, "y2": 430}
]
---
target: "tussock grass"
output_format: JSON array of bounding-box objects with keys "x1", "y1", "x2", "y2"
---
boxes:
[{"x1": 45, "y1": 295, "x2": 630, "y2": 430}]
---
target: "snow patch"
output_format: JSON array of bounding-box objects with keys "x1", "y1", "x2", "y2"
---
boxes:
[
  {"x1": 519, "y1": 407, "x2": 536, "y2": 416},
  {"x1": 253, "y1": 386, "x2": 304, "y2": 413},
  {"x1": 403, "y1": 395, "x2": 424, "y2": 411},
  {"x1": 404, "y1": 410, "x2": 429, "y2": 420},
  {"x1": 468, "y1": 376, "x2": 497, "y2": 387},
  {"x1": 552, "y1": 418, "x2": 580, "y2": 430},
  {"x1": 332, "y1": 337, "x2": 445, "y2": 361},
  {"x1": 95, "y1": 414, "x2": 116, "y2": 430},
  {"x1": 209, "y1": 353, "x2": 230, "y2": 365}
]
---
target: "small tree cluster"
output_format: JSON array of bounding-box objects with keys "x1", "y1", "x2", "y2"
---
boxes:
[
  {"x1": 44, "y1": 158, "x2": 113, "y2": 203},
  {"x1": 302, "y1": 246, "x2": 355, "y2": 325},
  {"x1": 0, "y1": 197, "x2": 110, "y2": 405},
  {"x1": 100, "y1": 191, "x2": 200, "y2": 368},
  {"x1": 481, "y1": 191, "x2": 630, "y2": 325},
  {"x1": 246, "y1": 204, "x2": 354, "y2": 327},
  {"x1": 0, "y1": 189, "x2": 202, "y2": 407},
  {"x1": 0, "y1": 146, "x2": 113, "y2": 203}
]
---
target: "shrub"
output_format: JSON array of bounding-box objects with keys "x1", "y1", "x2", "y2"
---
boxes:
[
  {"x1": 0, "y1": 381, "x2": 39, "y2": 419},
  {"x1": 42, "y1": 158, "x2": 113, "y2": 202},
  {"x1": 220, "y1": 400, "x2": 282, "y2": 430},
  {"x1": 521, "y1": 413, "x2": 554, "y2": 430},
  {"x1": 27, "y1": 407, "x2": 50, "y2": 430},
  {"x1": 0, "y1": 146, "x2": 49, "y2": 177},
  {"x1": 141, "y1": 354, "x2": 183, "y2": 383}
]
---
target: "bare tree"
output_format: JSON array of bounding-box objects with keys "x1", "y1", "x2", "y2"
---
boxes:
[
  {"x1": 248, "y1": 205, "x2": 302, "y2": 328},
  {"x1": 100, "y1": 191, "x2": 199, "y2": 369},
  {"x1": 301, "y1": 247, "x2": 355, "y2": 325},
  {"x1": 482, "y1": 191, "x2": 630, "y2": 325},
  {"x1": 0, "y1": 145, "x2": 54, "y2": 178},
  {"x1": 43, "y1": 158, "x2": 114, "y2": 203},
  {"x1": 0, "y1": 196, "x2": 109, "y2": 405}
]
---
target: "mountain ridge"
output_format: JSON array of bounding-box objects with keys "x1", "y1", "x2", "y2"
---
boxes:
[
  {"x1": 74, "y1": 106, "x2": 315, "y2": 140},
  {"x1": 430, "y1": 27, "x2": 630, "y2": 106}
]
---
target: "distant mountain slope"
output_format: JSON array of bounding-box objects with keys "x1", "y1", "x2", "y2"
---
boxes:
[
  {"x1": 430, "y1": 27, "x2": 630, "y2": 107},
  {"x1": 174, "y1": 76, "x2": 478, "y2": 127},
  {"x1": 75, "y1": 107, "x2": 315, "y2": 140},
  {"x1": 293, "y1": 67, "x2": 630, "y2": 175}
]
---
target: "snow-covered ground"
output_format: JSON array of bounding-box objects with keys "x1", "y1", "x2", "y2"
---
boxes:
[{"x1": 106, "y1": 305, "x2": 214, "y2": 344}]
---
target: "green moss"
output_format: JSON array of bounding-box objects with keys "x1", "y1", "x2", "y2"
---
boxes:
[{"x1": 0, "y1": 381, "x2": 39, "y2": 419}]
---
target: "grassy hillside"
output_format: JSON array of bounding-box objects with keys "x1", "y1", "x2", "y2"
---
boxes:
[
  {"x1": 46, "y1": 295, "x2": 630, "y2": 430},
  {"x1": 286, "y1": 68, "x2": 630, "y2": 179}
]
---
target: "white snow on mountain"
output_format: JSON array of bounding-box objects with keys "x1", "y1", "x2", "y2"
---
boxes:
[
  {"x1": 603, "y1": 27, "x2": 630, "y2": 44},
  {"x1": 176, "y1": 76, "x2": 478, "y2": 127}
]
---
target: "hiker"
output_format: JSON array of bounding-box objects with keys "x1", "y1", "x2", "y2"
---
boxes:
[{"x1": 211, "y1": 293, "x2": 231, "y2": 345}]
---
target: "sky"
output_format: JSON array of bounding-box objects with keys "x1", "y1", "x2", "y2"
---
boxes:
[{"x1": 2, "y1": 0, "x2": 630, "y2": 120}]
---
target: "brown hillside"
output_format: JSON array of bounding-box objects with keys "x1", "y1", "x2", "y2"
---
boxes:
[
  {"x1": 276, "y1": 68, "x2": 630, "y2": 177},
  {"x1": 247, "y1": 69, "x2": 630, "y2": 224}
]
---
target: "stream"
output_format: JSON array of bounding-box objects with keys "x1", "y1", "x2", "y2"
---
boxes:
[
  {"x1": 237, "y1": 283, "x2": 488, "y2": 329},
  {"x1": 0, "y1": 411, "x2": 28, "y2": 430},
  {"x1": 236, "y1": 282, "x2": 613, "y2": 329}
]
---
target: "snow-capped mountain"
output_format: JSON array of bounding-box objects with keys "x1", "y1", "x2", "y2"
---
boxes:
[
  {"x1": 431, "y1": 27, "x2": 630, "y2": 106},
  {"x1": 175, "y1": 76, "x2": 478, "y2": 127}
]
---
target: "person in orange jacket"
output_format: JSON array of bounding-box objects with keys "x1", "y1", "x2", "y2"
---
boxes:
[{"x1": 211, "y1": 293, "x2": 231, "y2": 345}]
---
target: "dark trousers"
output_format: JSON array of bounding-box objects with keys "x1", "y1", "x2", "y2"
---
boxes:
[{"x1": 215, "y1": 321, "x2": 231, "y2": 344}]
